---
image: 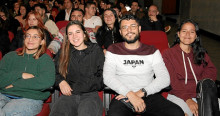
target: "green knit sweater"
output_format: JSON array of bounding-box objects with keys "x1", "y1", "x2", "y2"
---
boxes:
[{"x1": 0, "y1": 51, "x2": 55, "y2": 100}]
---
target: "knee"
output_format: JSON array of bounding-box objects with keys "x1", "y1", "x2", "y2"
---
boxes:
[
  {"x1": 107, "y1": 109, "x2": 123, "y2": 116},
  {"x1": 167, "y1": 105, "x2": 185, "y2": 116}
]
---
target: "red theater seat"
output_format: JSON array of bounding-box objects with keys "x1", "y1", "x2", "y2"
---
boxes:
[{"x1": 56, "y1": 21, "x2": 70, "y2": 30}]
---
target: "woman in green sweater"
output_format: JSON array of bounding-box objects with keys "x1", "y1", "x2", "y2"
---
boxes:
[{"x1": 0, "y1": 26, "x2": 55, "y2": 116}]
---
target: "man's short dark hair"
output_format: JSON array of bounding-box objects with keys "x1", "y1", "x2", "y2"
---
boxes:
[
  {"x1": 119, "y1": 14, "x2": 140, "y2": 27},
  {"x1": 85, "y1": 1, "x2": 96, "y2": 9},
  {"x1": 72, "y1": 8, "x2": 85, "y2": 16},
  {"x1": 34, "y1": 3, "x2": 47, "y2": 13},
  {"x1": 131, "y1": 0, "x2": 139, "y2": 7}
]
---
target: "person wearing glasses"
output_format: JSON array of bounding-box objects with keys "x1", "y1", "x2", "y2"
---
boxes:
[
  {"x1": 103, "y1": 14, "x2": 184, "y2": 116},
  {"x1": 0, "y1": 26, "x2": 55, "y2": 116}
]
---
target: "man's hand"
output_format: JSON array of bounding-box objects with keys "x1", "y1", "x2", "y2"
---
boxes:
[
  {"x1": 22, "y1": 73, "x2": 35, "y2": 79},
  {"x1": 126, "y1": 91, "x2": 146, "y2": 113},
  {"x1": 48, "y1": 48, "x2": 55, "y2": 54},
  {"x1": 5, "y1": 84, "x2": 13, "y2": 89},
  {"x1": 103, "y1": 49, "x2": 107, "y2": 55},
  {"x1": 59, "y1": 80, "x2": 73, "y2": 96},
  {"x1": 186, "y1": 99, "x2": 198, "y2": 116},
  {"x1": 134, "y1": 90, "x2": 145, "y2": 98},
  {"x1": 115, "y1": 94, "x2": 127, "y2": 101}
]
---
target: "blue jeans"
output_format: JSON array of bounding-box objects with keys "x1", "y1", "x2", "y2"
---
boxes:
[{"x1": 0, "y1": 93, "x2": 43, "y2": 116}]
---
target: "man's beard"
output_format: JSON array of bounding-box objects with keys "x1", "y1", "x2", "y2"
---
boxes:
[{"x1": 122, "y1": 33, "x2": 140, "y2": 44}]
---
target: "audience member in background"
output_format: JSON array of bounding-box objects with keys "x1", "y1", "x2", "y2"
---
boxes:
[
  {"x1": 27, "y1": 0, "x2": 38, "y2": 11},
  {"x1": 118, "y1": 1, "x2": 127, "y2": 16},
  {"x1": 0, "y1": 27, "x2": 10, "y2": 56},
  {"x1": 10, "y1": 2, "x2": 20, "y2": 17},
  {"x1": 45, "y1": 2, "x2": 54, "y2": 21},
  {"x1": 10, "y1": 11, "x2": 53, "y2": 51},
  {"x1": 15, "y1": 4, "x2": 29, "y2": 29},
  {"x1": 48, "y1": 8, "x2": 84, "y2": 54},
  {"x1": 0, "y1": 26, "x2": 55, "y2": 116},
  {"x1": 84, "y1": 1, "x2": 102, "y2": 43},
  {"x1": 54, "y1": 0, "x2": 64, "y2": 12},
  {"x1": 0, "y1": 5, "x2": 20, "y2": 35},
  {"x1": 99, "y1": 0, "x2": 108, "y2": 15},
  {"x1": 124, "y1": 1, "x2": 145, "y2": 19},
  {"x1": 73, "y1": 0, "x2": 82, "y2": 9},
  {"x1": 34, "y1": 3, "x2": 59, "y2": 37},
  {"x1": 106, "y1": 2, "x2": 114, "y2": 8},
  {"x1": 55, "y1": 0, "x2": 73, "y2": 22},
  {"x1": 96, "y1": 8, "x2": 123, "y2": 54},
  {"x1": 140, "y1": 4, "x2": 164, "y2": 31},
  {"x1": 49, "y1": 21, "x2": 104, "y2": 116},
  {"x1": 51, "y1": 7, "x2": 59, "y2": 21},
  {"x1": 162, "y1": 19, "x2": 219, "y2": 116},
  {"x1": 103, "y1": 14, "x2": 184, "y2": 116},
  {"x1": 113, "y1": 5, "x2": 122, "y2": 20}
]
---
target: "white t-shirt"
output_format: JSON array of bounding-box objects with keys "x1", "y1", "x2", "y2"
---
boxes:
[
  {"x1": 65, "y1": 9, "x2": 72, "y2": 21},
  {"x1": 84, "y1": 16, "x2": 102, "y2": 28},
  {"x1": 84, "y1": 16, "x2": 102, "y2": 43}
]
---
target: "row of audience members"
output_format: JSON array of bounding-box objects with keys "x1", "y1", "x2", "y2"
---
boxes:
[
  {"x1": 0, "y1": 0, "x2": 166, "y2": 56},
  {"x1": 0, "y1": 13, "x2": 219, "y2": 116}
]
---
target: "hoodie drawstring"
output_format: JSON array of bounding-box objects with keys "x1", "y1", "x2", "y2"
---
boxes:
[{"x1": 182, "y1": 51, "x2": 198, "y2": 85}]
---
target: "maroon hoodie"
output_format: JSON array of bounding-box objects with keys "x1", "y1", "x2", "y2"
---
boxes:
[{"x1": 162, "y1": 44, "x2": 217, "y2": 101}]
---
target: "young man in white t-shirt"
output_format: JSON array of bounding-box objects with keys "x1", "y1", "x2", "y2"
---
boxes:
[{"x1": 84, "y1": 1, "x2": 102, "y2": 43}]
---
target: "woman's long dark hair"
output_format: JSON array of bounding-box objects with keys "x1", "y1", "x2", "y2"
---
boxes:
[
  {"x1": 58, "y1": 21, "x2": 89, "y2": 78},
  {"x1": 96, "y1": 8, "x2": 121, "y2": 47},
  {"x1": 17, "y1": 4, "x2": 29, "y2": 19},
  {"x1": 101, "y1": 8, "x2": 120, "y2": 33},
  {"x1": 172, "y1": 19, "x2": 207, "y2": 66}
]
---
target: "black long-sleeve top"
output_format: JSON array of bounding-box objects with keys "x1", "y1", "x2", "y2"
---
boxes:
[
  {"x1": 55, "y1": 42, "x2": 105, "y2": 94},
  {"x1": 96, "y1": 27, "x2": 123, "y2": 49},
  {"x1": 140, "y1": 15, "x2": 165, "y2": 31}
]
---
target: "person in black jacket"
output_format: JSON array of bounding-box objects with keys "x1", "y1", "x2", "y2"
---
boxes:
[
  {"x1": 50, "y1": 21, "x2": 105, "y2": 116},
  {"x1": 55, "y1": 0, "x2": 73, "y2": 22},
  {"x1": 140, "y1": 5, "x2": 165, "y2": 31},
  {"x1": 96, "y1": 8, "x2": 123, "y2": 54},
  {"x1": 0, "y1": 27, "x2": 10, "y2": 56}
]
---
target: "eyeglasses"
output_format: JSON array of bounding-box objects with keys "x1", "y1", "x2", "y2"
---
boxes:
[
  {"x1": 121, "y1": 24, "x2": 138, "y2": 30},
  {"x1": 24, "y1": 34, "x2": 41, "y2": 40}
]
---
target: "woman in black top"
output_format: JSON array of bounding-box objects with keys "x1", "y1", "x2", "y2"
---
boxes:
[
  {"x1": 50, "y1": 21, "x2": 105, "y2": 116},
  {"x1": 96, "y1": 8, "x2": 123, "y2": 54}
]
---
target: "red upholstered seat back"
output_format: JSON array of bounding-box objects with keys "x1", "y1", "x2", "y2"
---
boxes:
[
  {"x1": 140, "y1": 31, "x2": 169, "y2": 53},
  {"x1": 8, "y1": 31, "x2": 14, "y2": 42},
  {"x1": 140, "y1": 31, "x2": 170, "y2": 98},
  {"x1": 56, "y1": 21, "x2": 70, "y2": 30}
]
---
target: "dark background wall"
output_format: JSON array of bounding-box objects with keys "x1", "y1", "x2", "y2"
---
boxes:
[{"x1": 154, "y1": 0, "x2": 220, "y2": 36}]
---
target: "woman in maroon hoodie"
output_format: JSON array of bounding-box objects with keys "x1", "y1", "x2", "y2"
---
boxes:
[{"x1": 163, "y1": 19, "x2": 217, "y2": 116}]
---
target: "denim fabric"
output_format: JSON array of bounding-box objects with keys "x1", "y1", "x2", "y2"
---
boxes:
[
  {"x1": 0, "y1": 93, "x2": 43, "y2": 116},
  {"x1": 50, "y1": 92, "x2": 103, "y2": 116}
]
